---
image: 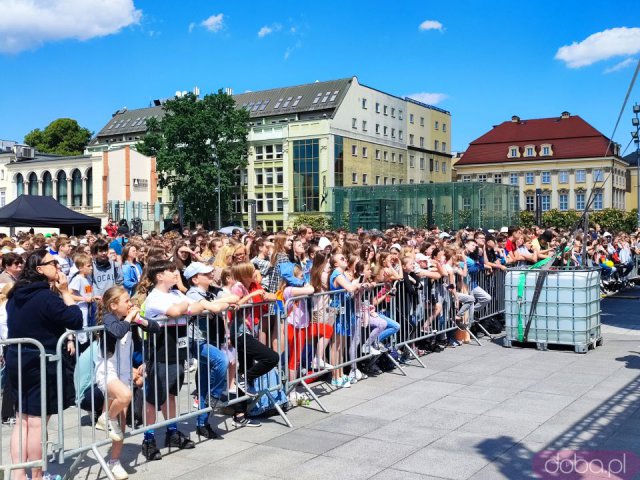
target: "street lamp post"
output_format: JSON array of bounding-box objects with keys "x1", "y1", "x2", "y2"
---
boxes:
[
  {"x1": 206, "y1": 139, "x2": 222, "y2": 230},
  {"x1": 633, "y1": 103, "x2": 640, "y2": 228}
]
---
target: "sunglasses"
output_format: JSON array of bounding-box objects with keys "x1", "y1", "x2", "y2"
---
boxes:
[{"x1": 39, "y1": 259, "x2": 59, "y2": 267}]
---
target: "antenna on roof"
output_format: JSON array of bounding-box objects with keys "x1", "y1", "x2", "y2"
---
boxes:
[{"x1": 193, "y1": 86, "x2": 200, "y2": 97}]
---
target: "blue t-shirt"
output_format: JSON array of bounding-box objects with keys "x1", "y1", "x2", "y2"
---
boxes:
[{"x1": 109, "y1": 238, "x2": 127, "y2": 256}]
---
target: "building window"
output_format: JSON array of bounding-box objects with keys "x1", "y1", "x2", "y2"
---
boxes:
[
  {"x1": 275, "y1": 144, "x2": 283, "y2": 159},
  {"x1": 28, "y1": 172, "x2": 37, "y2": 196},
  {"x1": 276, "y1": 167, "x2": 283, "y2": 185},
  {"x1": 351, "y1": 145, "x2": 357, "y2": 156},
  {"x1": 352, "y1": 118, "x2": 357, "y2": 129},
  {"x1": 510, "y1": 173, "x2": 518, "y2": 185},
  {"x1": 56, "y1": 171, "x2": 66, "y2": 203},
  {"x1": 434, "y1": 140, "x2": 439, "y2": 150},
  {"x1": 420, "y1": 157, "x2": 425, "y2": 170},
  {"x1": 384, "y1": 177, "x2": 388, "y2": 185},
  {"x1": 375, "y1": 102, "x2": 380, "y2": 113},
  {"x1": 363, "y1": 173, "x2": 368, "y2": 185},
  {"x1": 255, "y1": 145, "x2": 264, "y2": 160},
  {"x1": 559, "y1": 170, "x2": 568, "y2": 183},
  {"x1": 420, "y1": 117, "x2": 424, "y2": 127},
  {"x1": 399, "y1": 154, "x2": 404, "y2": 164},
  {"x1": 462, "y1": 175, "x2": 471, "y2": 182},
  {"x1": 399, "y1": 110, "x2": 403, "y2": 120},
  {"x1": 383, "y1": 126, "x2": 388, "y2": 136},
  {"x1": 409, "y1": 134, "x2": 414, "y2": 145},
  {"x1": 576, "y1": 170, "x2": 586, "y2": 182},
  {"x1": 576, "y1": 192, "x2": 585, "y2": 210},
  {"x1": 435, "y1": 121, "x2": 439, "y2": 130},
  {"x1": 494, "y1": 173, "x2": 502, "y2": 184},
  {"x1": 399, "y1": 130, "x2": 403, "y2": 141},
  {"x1": 265, "y1": 192, "x2": 274, "y2": 212},
  {"x1": 542, "y1": 146, "x2": 550, "y2": 156},
  {"x1": 442, "y1": 161, "x2": 447, "y2": 174},
  {"x1": 409, "y1": 155, "x2": 415, "y2": 167},
  {"x1": 526, "y1": 195, "x2": 535, "y2": 211},
  {"x1": 71, "y1": 169, "x2": 82, "y2": 207},
  {"x1": 383, "y1": 151, "x2": 388, "y2": 161},
  {"x1": 435, "y1": 160, "x2": 439, "y2": 172},
  {"x1": 362, "y1": 98, "x2": 367, "y2": 109},
  {"x1": 42, "y1": 171, "x2": 53, "y2": 197},
  {"x1": 352, "y1": 172, "x2": 358, "y2": 184},
  {"x1": 593, "y1": 191, "x2": 603, "y2": 210},
  {"x1": 265, "y1": 169, "x2": 274, "y2": 185},
  {"x1": 15, "y1": 173, "x2": 24, "y2": 197},
  {"x1": 293, "y1": 138, "x2": 320, "y2": 212},
  {"x1": 442, "y1": 142, "x2": 447, "y2": 153},
  {"x1": 463, "y1": 197, "x2": 471, "y2": 209},
  {"x1": 429, "y1": 158, "x2": 434, "y2": 171},
  {"x1": 362, "y1": 147, "x2": 368, "y2": 157},
  {"x1": 334, "y1": 135, "x2": 343, "y2": 187},
  {"x1": 265, "y1": 145, "x2": 275, "y2": 159},
  {"x1": 509, "y1": 146, "x2": 519, "y2": 158},
  {"x1": 375, "y1": 124, "x2": 380, "y2": 134},
  {"x1": 443, "y1": 123, "x2": 447, "y2": 132},
  {"x1": 276, "y1": 192, "x2": 283, "y2": 212},
  {"x1": 256, "y1": 193, "x2": 263, "y2": 213},
  {"x1": 478, "y1": 174, "x2": 487, "y2": 183},
  {"x1": 0, "y1": 191, "x2": 4, "y2": 207},
  {"x1": 526, "y1": 147, "x2": 534, "y2": 157},
  {"x1": 420, "y1": 137, "x2": 424, "y2": 147},
  {"x1": 376, "y1": 149, "x2": 381, "y2": 160},
  {"x1": 409, "y1": 113, "x2": 414, "y2": 124},
  {"x1": 383, "y1": 105, "x2": 388, "y2": 115},
  {"x1": 593, "y1": 169, "x2": 603, "y2": 182},
  {"x1": 541, "y1": 194, "x2": 550, "y2": 212},
  {"x1": 559, "y1": 193, "x2": 568, "y2": 211},
  {"x1": 391, "y1": 153, "x2": 396, "y2": 163},
  {"x1": 362, "y1": 120, "x2": 367, "y2": 131},
  {"x1": 375, "y1": 175, "x2": 380, "y2": 185},
  {"x1": 256, "y1": 169, "x2": 264, "y2": 185},
  {"x1": 390, "y1": 177, "x2": 396, "y2": 185},
  {"x1": 391, "y1": 128, "x2": 395, "y2": 138},
  {"x1": 541, "y1": 171, "x2": 550, "y2": 184},
  {"x1": 391, "y1": 107, "x2": 395, "y2": 118},
  {"x1": 525, "y1": 172, "x2": 534, "y2": 184}
]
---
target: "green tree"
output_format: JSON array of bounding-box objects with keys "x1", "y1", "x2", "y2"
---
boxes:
[
  {"x1": 24, "y1": 118, "x2": 92, "y2": 156},
  {"x1": 519, "y1": 210, "x2": 535, "y2": 227},
  {"x1": 138, "y1": 91, "x2": 249, "y2": 225},
  {"x1": 589, "y1": 208, "x2": 633, "y2": 233},
  {"x1": 294, "y1": 214, "x2": 332, "y2": 231}
]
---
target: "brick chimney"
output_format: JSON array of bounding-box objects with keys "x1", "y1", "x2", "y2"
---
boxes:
[
  {"x1": 511, "y1": 115, "x2": 520, "y2": 123},
  {"x1": 561, "y1": 111, "x2": 570, "y2": 119}
]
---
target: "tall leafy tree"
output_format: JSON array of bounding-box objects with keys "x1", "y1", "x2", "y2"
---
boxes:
[
  {"x1": 138, "y1": 91, "x2": 249, "y2": 225},
  {"x1": 24, "y1": 118, "x2": 92, "y2": 156}
]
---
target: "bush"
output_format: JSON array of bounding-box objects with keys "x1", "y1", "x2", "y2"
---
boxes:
[
  {"x1": 519, "y1": 210, "x2": 535, "y2": 228},
  {"x1": 590, "y1": 208, "x2": 637, "y2": 233},
  {"x1": 541, "y1": 209, "x2": 582, "y2": 230},
  {"x1": 293, "y1": 214, "x2": 332, "y2": 232}
]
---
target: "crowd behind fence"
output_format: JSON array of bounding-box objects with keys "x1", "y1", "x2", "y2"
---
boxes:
[{"x1": 0, "y1": 269, "x2": 507, "y2": 479}]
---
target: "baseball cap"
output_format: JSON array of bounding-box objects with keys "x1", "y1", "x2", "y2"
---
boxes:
[
  {"x1": 184, "y1": 262, "x2": 214, "y2": 280},
  {"x1": 318, "y1": 237, "x2": 332, "y2": 250},
  {"x1": 603, "y1": 232, "x2": 612, "y2": 237},
  {"x1": 438, "y1": 232, "x2": 451, "y2": 240},
  {"x1": 500, "y1": 227, "x2": 509, "y2": 233},
  {"x1": 390, "y1": 243, "x2": 402, "y2": 252},
  {"x1": 415, "y1": 253, "x2": 429, "y2": 262}
]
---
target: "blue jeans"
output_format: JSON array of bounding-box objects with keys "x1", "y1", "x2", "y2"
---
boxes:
[
  {"x1": 195, "y1": 341, "x2": 228, "y2": 426},
  {"x1": 377, "y1": 314, "x2": 400, "y2": 343}
]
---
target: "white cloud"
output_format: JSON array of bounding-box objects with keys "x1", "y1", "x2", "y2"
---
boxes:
[
  {"x1": 201, "y1": 13, "x2": 224, "y2": 33},
  {"x1": 188, "y1": 22, "x2": 196, "y2": 33},
  {"x1": 407, "y1": 92, "x2": 448, "y2": 105},
  {"x1": 604, "y1": 57, "x2": 637, "y2": 74},
  {"x1": 258, "y1": 23, "x2": 281, "y2": 38},
  {"x1": 555, "y1": 27, "x2": 640, "y2": 68},
  {"x1": 419, "y1": 20, "x2": 443, "y2": 32},
  {"x1": 284, "y1": 41, "x2": 301, "y2": 60},
  {"x1": 0, "y1": 0, "x2": 141, "y2": 54}
]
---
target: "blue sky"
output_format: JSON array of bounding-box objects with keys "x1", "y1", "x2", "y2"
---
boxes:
[{"x1": 1, "y1": 0, "x2": 639, "y2": 154}]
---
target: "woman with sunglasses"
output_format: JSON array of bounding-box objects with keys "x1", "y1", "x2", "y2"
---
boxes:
[{"x1": 6, "y1": 249, "x2": 83, "y2": 480}]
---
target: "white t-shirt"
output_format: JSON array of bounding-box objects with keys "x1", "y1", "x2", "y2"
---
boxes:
[
  {"x1": 69, "y1": 274, "x2": 92, "y2": 343},
  {"x1": 143, "y1": 288, "x2": 195, "y2": 327}
]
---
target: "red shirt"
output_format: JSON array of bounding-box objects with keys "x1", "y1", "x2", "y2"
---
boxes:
[{"x1": 505, "y1": 238, "x2": 516, "y2": 254}]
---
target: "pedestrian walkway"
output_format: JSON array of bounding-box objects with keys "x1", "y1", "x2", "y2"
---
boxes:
[{"x1": 57, "y1": 289, "x2": 640, "y2": 479}]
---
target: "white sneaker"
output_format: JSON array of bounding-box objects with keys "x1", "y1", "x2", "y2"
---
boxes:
[
  {"x1": 311, "y1": 357, "x2": 334, "y2": 370},
  {"x1": 363, "y1": 344, "x2": 382, "y2": 356},
  {"x1": 97, "y1": 413, "x2": 123, "y2": 442},
  {"x1": 110, "y1": 460, "x2": 129, "y2": 480},
  {"x1": 188, "y1": 359, "x2": 198, "y2": 373}
]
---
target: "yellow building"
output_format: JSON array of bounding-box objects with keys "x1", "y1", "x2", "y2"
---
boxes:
[
  {"x1": 624, "y1": 152, "x2": 639, "y2": 211},
  {"x1": 454, "y1": 113, "x2": 626, "y2": 213},
  {"x1": 405, "y1": 99, "x2": 452, "y2": 184}
]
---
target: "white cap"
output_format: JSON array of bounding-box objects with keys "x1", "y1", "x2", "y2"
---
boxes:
[
  {"x1": 488, "y1": 229, "x2": 495, "y2": 234},
  {"x1": 14, "y1": 247, "x2": 25, "y2": 255},
  {"x1": 439, "y1": 232, "x2": 451, "y2": 239},
  {"x1": 318, "y1": 237, "x2": 332, "y2": 250},
  {"x1": 184, "y1": 262, "x2": 214, "y2": 280},
  {"x1": 390, "y1": 243, "x2": 402, "y2": 252},
  {"x1": 415, "y1": 253, "x2": 429, "y2": 262},
  {"x1": 603, "y1": 232, "x2": 612, "y2": 237},
  {"x1": 500, "y1": 227, "x2": 509, "y2": 233}
]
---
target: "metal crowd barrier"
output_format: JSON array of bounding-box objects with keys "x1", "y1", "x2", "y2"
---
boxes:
[
  {"x1": 0, "y1": 338, "x2": 49, "y2": 479},
  {"x1": 0, "y1": 270, "x2": 510, "y2": 478}
]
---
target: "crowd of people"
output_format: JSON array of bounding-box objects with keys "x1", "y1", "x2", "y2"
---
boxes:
[{"x1": 0, "y1": 217, "x2": 638, "y2": 480}]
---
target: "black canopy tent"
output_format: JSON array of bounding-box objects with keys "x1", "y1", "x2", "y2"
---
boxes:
[{"x1": 0, "y1": 195, "x2": 101, "y2": 235}]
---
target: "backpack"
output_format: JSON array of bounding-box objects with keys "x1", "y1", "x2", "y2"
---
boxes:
[
  {"x1": 275, "y1": 287, "x2": 296, "y2": 317},
  {"x1": 247, "y1": 367, "x2": 289, "y2": 417}
]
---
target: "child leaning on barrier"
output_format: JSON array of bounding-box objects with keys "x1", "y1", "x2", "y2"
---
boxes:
[{"x1": 95, "y1": 285, "x2": 160, "y2": 480}]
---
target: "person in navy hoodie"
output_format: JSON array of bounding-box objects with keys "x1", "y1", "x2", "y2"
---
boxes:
[{"x1": 6, "y1": 249, "x2": 83, "y2": 480}]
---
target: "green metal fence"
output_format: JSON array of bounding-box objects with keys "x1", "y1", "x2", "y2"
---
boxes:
[{"x1": 331, "y1": 182, "x2": 519, "y2": 231}]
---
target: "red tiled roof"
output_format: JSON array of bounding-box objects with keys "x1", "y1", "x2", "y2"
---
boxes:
[{"x1": 456, "y1": 115, "x2": 617, "y2": 166}]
